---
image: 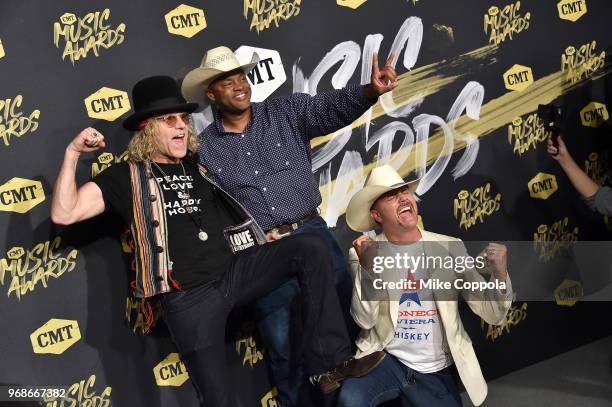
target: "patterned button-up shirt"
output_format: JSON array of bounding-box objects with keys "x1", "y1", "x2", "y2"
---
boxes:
[{"x1": 198, "y1": 84, "x2": 373, "y2": 231}]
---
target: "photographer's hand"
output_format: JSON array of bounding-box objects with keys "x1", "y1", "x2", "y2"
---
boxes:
[
  {"x1": 546, "y1": 134, "x2": 570, "y2": 163},
  {"x1": 547, "y1": 134, "x2": 599, "y2": 198}
]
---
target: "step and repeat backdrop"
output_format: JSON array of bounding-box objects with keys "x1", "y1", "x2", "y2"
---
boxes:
[{"x1": 1, "y1": 0, "x2": 612, "y2": 406}]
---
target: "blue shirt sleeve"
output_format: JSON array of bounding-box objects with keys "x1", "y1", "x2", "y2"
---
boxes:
[{"x1": 288, "y1": 84, "x2": 375, "y2": 142}]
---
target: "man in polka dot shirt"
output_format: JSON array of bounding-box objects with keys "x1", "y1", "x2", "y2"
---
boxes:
[{"x1": 182, "y1": 45, "x2": 397, "y2": 405}]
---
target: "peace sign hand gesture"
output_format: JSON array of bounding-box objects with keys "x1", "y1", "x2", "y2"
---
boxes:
[{"x1": 365, "y1": 52, "x2": 398, "y2": 101}]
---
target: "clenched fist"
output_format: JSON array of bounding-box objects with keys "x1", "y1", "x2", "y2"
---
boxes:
[
  {"x1": 353, "y1": 235, "x2": 379, "y2": 276},
  {"x1": 484, "y1": 242, "x2": 508, "y2": 281},
  {"x1": 67, "y1": 127, "x2": 106, "y2": 154}
]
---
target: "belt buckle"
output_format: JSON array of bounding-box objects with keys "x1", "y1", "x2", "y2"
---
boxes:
[
  {"x1": 270, "y1": 221, "x2": 301, "y2": 240},
  {"x1": 273, "y1": 227, "x2": 292, "y2": 239}
]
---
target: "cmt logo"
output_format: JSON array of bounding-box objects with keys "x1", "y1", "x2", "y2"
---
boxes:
[
  {"x1": 557, "y1": 0, "x2": 587, "y2": 22},
  {"x1": 7, "y1": 246, "x2": 25, "y2": 259},
  {"x1": 261, "y1": 387, "x2": 280, "y2": 406},
  {"x1": 92, "y1": 152, "x2": 115, "y2": 178},
  {"x1": 235, "y1": 46, "x2": 286, "y2": 102},
  {"x1": 84, "y1": 87, "x2": 130, "y2": 121},
  {"x1": 92, "y1": 150, "x2": 128, "y2": 178},
  {"x1": 580, "y1": 102, "x2": 609, "y2": 128},
  {"x1": 30, "y1": 319, "x2": 81, "y2": 354},
  {"x1": 337, "y1": 0, "x2": 368, "y2": 8},
  {"x1": 98, "y1": 152, "x2": 114, "y2": 165},
  {"x1": 563, "y1": 45, "x2": 577, "y2": 61},
  {"x1": 0, "y1": 178, "x2": 45, "y2": 214},
  {"x1": 59, "y1": 12, "x2": 77, "y2": 25},
  {"x1": 503, "y1": 64, "x2": 533, "y2": 91},
  {"x1": 0, "y1": 37, "x2": 5, "y2": 59},
  {"x1": 165, "y1": 4, "x2": 207, "y2": 38},
  {"x1": 554, "y1": 279, "x2": 583, "y2": 306},
  {"x1": 528, "y1": 173, "x2": 558, "y2": 199},
  {"x1": 154, "y1": 353, "x2": 189, "y2": 386}
]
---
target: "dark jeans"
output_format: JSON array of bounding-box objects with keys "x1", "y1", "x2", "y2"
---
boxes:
[
  {"x1": 159, "y1": 234, "x2": 352, "y2": 407},
  {"x1": 337, "y1": 354, "x2": 462, "y2": 407},
  {"x1": 253, "y1": 216, "x2": 355, "y2": 406}
]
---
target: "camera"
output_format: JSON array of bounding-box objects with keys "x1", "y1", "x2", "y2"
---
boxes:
[
  {"x1": 537, "y1": 104, "x2": 563, "y2": 131},
  {"x1": 537, "y1": 103, "x2": 563, "y2": 149}
]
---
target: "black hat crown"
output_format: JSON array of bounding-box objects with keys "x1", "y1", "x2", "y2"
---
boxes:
[{"x1": 123, "y1": 75, "x2": 198, "y2": 131}]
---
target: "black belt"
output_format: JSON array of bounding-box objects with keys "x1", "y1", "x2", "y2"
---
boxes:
[{"x1": 266, "y1": 210, "x2": 319, "y2": 236}]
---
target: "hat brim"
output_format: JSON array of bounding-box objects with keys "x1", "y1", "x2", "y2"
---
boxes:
[
  {"x1": 181, "y1": 53, "x2": 260, "y2": 106},
  {"x1": 122, "y1": 102, "x2": 199, "y2": 131},
  {"x1": 346, "y1": 180, "x2": 419, "y2": 232}
]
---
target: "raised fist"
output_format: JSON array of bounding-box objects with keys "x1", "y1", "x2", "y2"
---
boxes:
[{"x1": 68, "y1": 127, "x2": 106, "y2": 153}]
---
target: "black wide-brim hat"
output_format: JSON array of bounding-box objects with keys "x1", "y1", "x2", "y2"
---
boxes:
[{"x1": 123, "y1": 75, "x2": 199, "y2": 131}]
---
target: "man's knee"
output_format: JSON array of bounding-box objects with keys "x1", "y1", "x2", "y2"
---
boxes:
[
  {"x1": 337, "y1": 379, "x2": 367, "y2": 407},
  {"x1": 291, "y1": 233, "x2": 332, "y2": 265}
]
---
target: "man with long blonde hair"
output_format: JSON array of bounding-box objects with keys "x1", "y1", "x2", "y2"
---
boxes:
[
  {"x1": 50, "y1": 75, "x2": 384, "y2": 406},
  {"x1": 126, "y1": 117, "x2": 198, "y2": 162}
]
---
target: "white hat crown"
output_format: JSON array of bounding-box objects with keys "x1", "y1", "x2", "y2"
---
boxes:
[
  {"x1": 201, "y1": 46, "x2": 242, "y2": 71},
  {"x1": 364, "y1": 165, "x2": 407, "y2": 189}
]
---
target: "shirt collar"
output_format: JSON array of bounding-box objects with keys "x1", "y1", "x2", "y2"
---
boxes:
[{"x1": 212, "y1": 104, "x2": 257, "y2": 136}]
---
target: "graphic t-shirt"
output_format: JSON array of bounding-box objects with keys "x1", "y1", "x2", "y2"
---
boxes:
[
  {"x1": 384, "y1": 240, "x2": 453, "y2": 373},
  {"x1": 92, "y1": 160, "x2": 232, "y2": 289}
]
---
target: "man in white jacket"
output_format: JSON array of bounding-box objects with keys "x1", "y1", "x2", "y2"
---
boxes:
[{"x1": 337, "y1": 165, "x2": 513, "y2": 407}]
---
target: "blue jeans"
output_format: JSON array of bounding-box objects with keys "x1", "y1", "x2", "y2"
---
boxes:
[
  {"x1": 253, "y1": 216, "x2": 354, "y2": 407},
  {"x1": 337, "y1": 354, "x2": 462, "y2": 407}
]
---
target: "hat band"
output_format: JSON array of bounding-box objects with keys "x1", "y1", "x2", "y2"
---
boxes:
[
  {"x1": 134, "y1": 97, "x2": 190, "y2": 113},
  {"x1": 204, "y1": 53, "x2": 234, "y2": 69}
]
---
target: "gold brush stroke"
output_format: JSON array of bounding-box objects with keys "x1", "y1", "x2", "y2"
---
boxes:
[
  {"x1": 310, "y1": 45, "x2": 499, "y2": 148},
  {"x1": 394, "y1": 67, "x2": 612, "y2": 180},
  {"x1": 319, "y1": 62, "x2": 612, "y2": 217}
]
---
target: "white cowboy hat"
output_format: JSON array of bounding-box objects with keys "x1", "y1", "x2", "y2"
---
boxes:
[
  {"x1": 346, "y1": 165, "x2": 420, "y2": 232},
  {"x1": 181, "y1": 46, "x2": 259, "y2": 106}
]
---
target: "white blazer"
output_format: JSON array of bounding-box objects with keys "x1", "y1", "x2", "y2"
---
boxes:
[{"x1": 348, "y1": 227, "x2": 513, "y2": 406}]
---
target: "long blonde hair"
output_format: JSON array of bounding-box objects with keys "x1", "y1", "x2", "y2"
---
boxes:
[{"x1": 126, "y1": 119, "x2": 199, "y2": 162}]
